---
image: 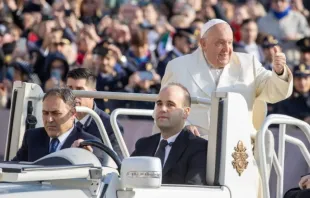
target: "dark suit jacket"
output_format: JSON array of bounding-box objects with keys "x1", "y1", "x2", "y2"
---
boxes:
[
  {"x1": 79, "y1": 103, "x2": 124, "y2": 159},
  {"x1": 11, "y1": 126, "x2": 103, "y2": 162},
  {"x1": 131, "y1": 129, "x2": 208, "y2": 185},
  {"x1": 284, "y1": 187, "x2": 310, "y2": 198}
]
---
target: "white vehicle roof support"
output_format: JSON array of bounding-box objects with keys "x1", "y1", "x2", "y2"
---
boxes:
[
  {"x1": 257, "y1": 114, "x2": 310, "y2": 198},
  {"x1": 110, "y1": 108, "x2": 154, "y2": 158},
  {"x1": 36, "y1": 90, "x2": 212, "y2": 105},
  {"x1": 75, "y1": 106, "x2": 113, "y2": 149}
]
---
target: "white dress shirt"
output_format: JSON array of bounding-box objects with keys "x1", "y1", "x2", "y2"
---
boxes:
[
  {"x1": 173, "y1": 48, "x2": 184, "y2": 57},
  {"x1": 202, "y1": 52, "x2": 224, "y2": 86},
  {"x1": 157, "y1": 131, "x2": 181, "y2": 166},
  {"x1": 75, "y1": 114, "x2": 90, "y2": 125},
  {"x1": 49, "y1": 126, "x2": 74, "y2": 151}
]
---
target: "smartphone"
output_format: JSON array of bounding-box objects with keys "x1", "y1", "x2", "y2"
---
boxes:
[{"x1": 138, "y1": 71, "x2": 154, "y2": 81}]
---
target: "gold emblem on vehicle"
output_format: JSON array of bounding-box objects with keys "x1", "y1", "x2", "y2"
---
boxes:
[{"x1": 232, "y1": 141, "x2": 249, "y2": 176}]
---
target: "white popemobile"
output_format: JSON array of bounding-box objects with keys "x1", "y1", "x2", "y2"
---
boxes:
[{"x1": 0, "y1": 81, "x2": 309, "y2": 198}]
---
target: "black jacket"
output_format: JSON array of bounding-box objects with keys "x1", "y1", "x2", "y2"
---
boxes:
[
  {"x1": 78, "y1": 103, "x2": 124, "y2": 159},
  {"x1": 11, "y1": 126, "x2": 103, "y2": 163},
  {"x1": 131, "y1": 128, "x2": 208, "y2": 185}
]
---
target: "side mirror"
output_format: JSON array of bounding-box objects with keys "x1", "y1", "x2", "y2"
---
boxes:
[{"x1": 121, "y1": 157, "x2": 162, "y2": 189}]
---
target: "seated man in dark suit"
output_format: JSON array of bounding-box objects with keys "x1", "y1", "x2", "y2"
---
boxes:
[
  {"x1": 66, "y1": 68, "x2": 124, "y2": 158},
  {"x1": 131, "y1": 83, "x2": 208, "y2": 185},
  {"x1": 284, "y1": 174, "x2": 310, "y2": 198},
  {"x1": 12, "y1": 88, "x2": 103, "y2": 162}
]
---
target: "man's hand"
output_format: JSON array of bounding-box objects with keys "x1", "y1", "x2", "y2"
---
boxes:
[
  {"x1": 71, "y1": 139, "x2": 93, "y2": 153},
  {"x1": 272, "y1": 46, "x2": 286, "y2": 75},
  {"x1": 0, "y1": 83, "x2": 7, "y2": 97},
  {"x1": 186, "y1": 125, "x2": 200, "y2": 136},
  {"x1": 299, "y1": 175, "x2": 310, "y2": 189}
]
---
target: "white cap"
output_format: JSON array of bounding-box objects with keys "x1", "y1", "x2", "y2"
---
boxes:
[{"x1": 200, "y1": 19, "x2": 228, "y2": 38}]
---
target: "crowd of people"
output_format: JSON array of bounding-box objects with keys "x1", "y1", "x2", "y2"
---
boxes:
[{"x1": 0, "y1": 0, "x2": 308, "y2": 121}]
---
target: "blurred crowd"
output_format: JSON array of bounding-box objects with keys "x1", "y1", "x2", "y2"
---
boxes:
[{"x1": 0, "y1": 0, "x2": 309, "y2": 122}]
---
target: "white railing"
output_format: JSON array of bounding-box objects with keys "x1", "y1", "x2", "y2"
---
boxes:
[
  {"x1": 257, "y1": 114, "x2": 310, "y2": 198},
  {"x1": 35, "y1": 90, "x2": 212, "y2": 105},
  {"x1": 110, "y1": 108, "x2": 154, "y2": 158},
  {"x1": 75, "y1": 106, "x2": 113, "y2": 149}
]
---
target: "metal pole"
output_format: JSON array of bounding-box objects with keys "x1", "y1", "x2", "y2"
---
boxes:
[
  {"x1": 110, "y1": 109, "x2": 154, "y2": 158},
  {"x1": 36, "y1": 91, "x2": 212, "y2": 105},
  {"x1": 76, "y1": 106, "x2": 113, "y2": 149}
]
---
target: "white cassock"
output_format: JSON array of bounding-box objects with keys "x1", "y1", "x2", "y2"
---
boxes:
[{"x1": 154, "y1": 47, "x2": 293, "y2": 137}]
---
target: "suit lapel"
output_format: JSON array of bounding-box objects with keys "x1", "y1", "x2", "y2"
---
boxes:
[
  {"x1": 217, "y1": 52, "x2": 241, "y2": 90},
  {"x1": 61, "y1": 127, "x2": 78, "y2": 149},
  {"x1": 37, "y1": 129, "x2": 51, "y2": 158},
  {"x1": 162, "y1": 130, "x2": 189, "y2": 175},
  {"x1": 187, "y1": 48, "x2": 216, "y2": 97},
  {"x1": 147, "y1": 135, "x2": 161, "y2": 156}
]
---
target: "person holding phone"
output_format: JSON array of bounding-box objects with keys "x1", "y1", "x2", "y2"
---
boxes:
[
  {"x1": 91, "y1": 41, "x2": 128, "y2": 113},
  {"x1": 44, "y1": 52, "x2": 69, "y2": 91}
]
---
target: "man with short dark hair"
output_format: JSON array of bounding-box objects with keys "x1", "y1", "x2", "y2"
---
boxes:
[
  {"x1": 131, "y1": 83, "x2": 208, "y2": 185},
  {"x1": 12, "y1": 87, "x2": 102, "y2": 162},
  {"x1": 66, "y1": 68, "x2": 124, "y2": 158}
]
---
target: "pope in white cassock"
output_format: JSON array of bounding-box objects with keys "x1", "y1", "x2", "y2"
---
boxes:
[{"x1": 155, "y1": 19, "x2": 293, "y2": 137}]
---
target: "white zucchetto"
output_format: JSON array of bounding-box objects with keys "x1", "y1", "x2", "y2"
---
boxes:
[{"x1": 200, "y1": 19, "x2": 228, "y2": 38}]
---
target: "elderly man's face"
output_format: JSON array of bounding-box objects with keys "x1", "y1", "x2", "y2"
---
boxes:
[
  {"x1": 42, "y1": 95, "x2": 75, "y2": 138},
  {"x1": 271, "y1": 0, "x2": 289, "y2": 12},
  {"x1": 200, "y1": 23, "x2": 233, "y2": 68}
]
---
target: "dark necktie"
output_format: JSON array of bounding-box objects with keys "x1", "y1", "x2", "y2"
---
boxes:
[
  {"x1": 50, "y1": 138, "x2": 60, "y2": 153},
  {"x1": 76, "y1": 121, "x2": 83, "y2": 129},
  {"x1": 154, "y1": 140, "x2": 168, "y2": 167}
]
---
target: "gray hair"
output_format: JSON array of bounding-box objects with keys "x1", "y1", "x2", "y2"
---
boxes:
[{"x1": 43, "y1": 87, "x2": 76, "y2": 109}]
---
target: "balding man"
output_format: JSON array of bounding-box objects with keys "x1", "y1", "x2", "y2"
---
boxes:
[
  {"x1": 132, "y1": 83, "x2": 208, "y2": 185},
  {"x1": 156, "y1": 19, "x2": 293, "y2": 137}
]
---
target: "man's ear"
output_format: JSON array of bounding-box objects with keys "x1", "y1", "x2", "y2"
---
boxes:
[
  {"x1": 183, "y1": 107, "x2": 190, "y2": 119},
  {"x1": 72, "y1": 107, "x2": 77, "y2": 117},
  {"x1": 199, "y1": 38, "x2": 206, "y2": 48}
]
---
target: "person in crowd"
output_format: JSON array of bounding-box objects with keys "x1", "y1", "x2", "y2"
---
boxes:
[
  {"x1": 66, "y1": 68, "x2": 124, "y2": 158},
  {"x1": 257, "y1": 0, "x2": 310, "y2": 65},
  {"x1": 131, "y1": 83, "x2": 208, "y2": 185},
  {"x1": 297, "y1": 37, "x2": 310, "y2": 66},
  {"x1": 277, "y1": 64, "x2": 310, "y2": 123},
  {"x1": 92, "y1": 42, "x2": 128, "y2": 113},
  {"x1": 44, "y1": 52, "x2": 69, "y2": 90},
  {"x1": 234, "y1": 19, "x2": 264, "y2": 62},
  {"x1": 260, "y1": 34, "x2": 281, "y2": 71},
  {"x1": 157, "y1": 28, "x2": 197, "y2": 78},
  {"x1": 11, "y1": 87, "x2": 103, "y2": 162}
]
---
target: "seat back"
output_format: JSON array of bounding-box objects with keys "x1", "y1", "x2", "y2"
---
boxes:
[{"x1": 207, "y1": 92, "x2": 261, "y2": 197}]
